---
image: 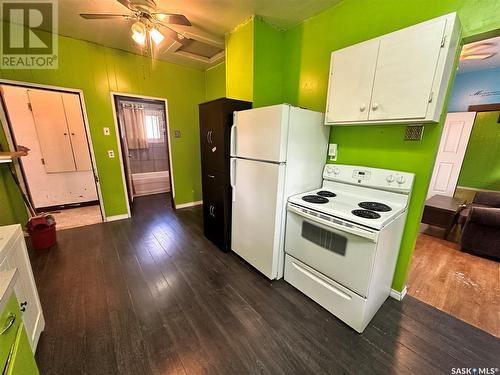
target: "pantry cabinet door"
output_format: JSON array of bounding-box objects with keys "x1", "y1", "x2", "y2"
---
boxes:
[
  {"x1": 27, "y1": 89, "x2": 76, "y2": 173},
  {"x1": 369, "y1": 18, "x2": 447, "y2": 121},
  {"x1": 325, "y1": 39, "x2": 379, "y2": 123},
  {"x1": 61, "y1": 93, "x2": 92, "y2": 171}
]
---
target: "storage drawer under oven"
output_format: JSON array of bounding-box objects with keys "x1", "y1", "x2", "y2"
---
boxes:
[{"x1": 284, "y1": 207, "x2": 378, "y2": 297}]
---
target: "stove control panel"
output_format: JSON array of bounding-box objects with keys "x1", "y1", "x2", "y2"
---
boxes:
[{"x1": 323, "y1": 164, "x2": 414, "y2": 193}]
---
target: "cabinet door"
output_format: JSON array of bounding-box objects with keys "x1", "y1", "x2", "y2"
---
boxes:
[
  {"x1": 325, "y1": 39, "x2": 379, "y2": 123},
  {"x1": 199, "y1": 103, "x2": 225, "y2": 173},
  {"x1": 27, "y1": 89, "x2": 76, "y2": 173},
  {"x1": 369, "y1": 18, "x2": 447, "y2": 121},
  {"x1": 4, "y1": 232, "x2": 44, "y2": 351},
  {"x1": 202, "y1": 172, "x2": 228, "y2": 251},
  {"x1": 61, "y1": 93, "x2": 92, "y2": 171},
  {"x1": 5, "y1": 323, "x2": 40, "y2": 375}
]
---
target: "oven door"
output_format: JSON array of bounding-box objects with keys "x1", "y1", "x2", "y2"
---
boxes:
[{"x1": 285, "y1": 203, "x2": 379, "y2": 297}]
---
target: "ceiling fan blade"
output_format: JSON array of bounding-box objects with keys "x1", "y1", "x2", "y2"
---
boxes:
[
  {"x1": 156, "y1": 23, "x2": 190, "y2": 45},
  {"x1": 116, "y1": 0, "x2": 135, "y2": 11},
  {"x1": 80, "y1": 13, "x2": 131, "y2": 19},
  {"x1": 154, "y1": 13, "x2": 191, "y2": 26}
]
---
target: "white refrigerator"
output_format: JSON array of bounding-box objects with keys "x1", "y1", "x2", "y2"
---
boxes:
[{"x1": 230, "y1": 104, "x2": 329, "y2": 279}]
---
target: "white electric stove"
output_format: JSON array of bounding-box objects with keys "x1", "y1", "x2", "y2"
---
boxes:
[{"x1": 284, "y1": 164, "x2": 414, "y2": 333}]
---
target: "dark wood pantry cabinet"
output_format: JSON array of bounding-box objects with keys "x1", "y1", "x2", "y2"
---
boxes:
[{"x1": 198, "y1": 98, "x2": 252, "y2": 251}]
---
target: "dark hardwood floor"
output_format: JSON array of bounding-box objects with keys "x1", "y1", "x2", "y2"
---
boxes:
[{"x1": 30, "y1": 194, "x2": 500, "y2": 374}]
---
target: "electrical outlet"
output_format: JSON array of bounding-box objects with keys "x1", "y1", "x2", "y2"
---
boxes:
[
  {"x1": 328, "y1": 143, "x2": 338, "y2": 161},
  {"x1": 174, "y1": 130, "x2": 181, "y2": 138},
  {"x1": 103, "y1": 127, "x2": 110, "y2": 136},
  {"x1": 108, "y1": 150, "x2": 115, "y2": 158}
]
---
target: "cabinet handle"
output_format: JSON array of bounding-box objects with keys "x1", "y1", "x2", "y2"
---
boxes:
[
  {"x1": 206, "y1": 131, "x2": 211, "y2": 144},
  {"x1": 210, "y1": 205, "x2": 215, "y2": 217},
  {"x1": 71, "y1": 132, "x2": 76, "y2": 136},
  {"x1": 208, "y1": 131, "x2": 213, "y2": 144},
  {"x1": 63, "y1": 132, "x2": 68, "y2": 136},
  {"x1": 0, "y1": 313, "x2": 16, "y2": 335},
  {"x1": 360, "y1": 103, "x2": 366, "y2": 112},
  {"x1": 20, "y1": 301, "x2": 27, "y2": 312},
  {"x1": 371, "y1": 103, "x2": 379, "y2": 110},
  {"x1": 207, "y1": 174, "x2": 215, "y2": 179}
]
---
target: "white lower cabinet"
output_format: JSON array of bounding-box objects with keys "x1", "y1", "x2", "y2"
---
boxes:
[{"x1": 0, "y1": 225, "x2": 45, "y2": 351}]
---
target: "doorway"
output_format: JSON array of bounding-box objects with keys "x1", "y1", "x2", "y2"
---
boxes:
[
  {"x1": 408, "y1": 35, "x2": 500, "y2": 337},
  {"x1": 0, "y1": 82, "x2": 104, "y2": 230},
  {"x1": 112, "y1": 94, "x2": 174, "y2": 214}
]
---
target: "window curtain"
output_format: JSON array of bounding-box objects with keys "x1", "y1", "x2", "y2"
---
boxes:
[{"x1": 122, "y1": 104, "x2": 148, "y2": 149}]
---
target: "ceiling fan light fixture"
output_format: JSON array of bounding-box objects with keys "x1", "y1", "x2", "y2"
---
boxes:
[
  {"x1": 150, "y1": 27, "x2": 165, "y2": 45},
  {"x1": 131, "y1": 21, "x2": 146, "y2": 45}
]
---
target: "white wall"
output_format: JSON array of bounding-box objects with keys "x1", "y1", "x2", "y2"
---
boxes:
[{"x1": 1, "y1": 85, "x2": 98, "y2": 209}]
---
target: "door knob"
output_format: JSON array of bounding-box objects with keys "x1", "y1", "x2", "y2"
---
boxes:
[
  {"x1": 20, "y1": 301, "x2": 27, "y2": 312},
  {"x1": 371, "y1": 103, "x2": 379, "y2": 110}
]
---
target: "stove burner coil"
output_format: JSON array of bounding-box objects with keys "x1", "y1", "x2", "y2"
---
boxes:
[
  {"x1": 358, "y1": 202, "x2": 392, "y2": 212},
  {"x1": 351, "y1": 209, "x2": 381, "y2": 219},
  {"x1": 317, "y1": 191, "x2": 337, "y2": 198},
  {"x1": 302, "y1": 195, "x2": 329, "y2": 204}
]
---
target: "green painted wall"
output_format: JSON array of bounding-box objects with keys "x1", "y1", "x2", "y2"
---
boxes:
[
  {"x1": 253, "y1": 17, "x2": 285, "y2": 107},
  {"x1": 281, "y1": 0, "x2": 500, "y2": 291},
  {"x1": 225, "y1": 18, "x2": 254, "y2": 101},
  {"x1": 0, "y1": 27, "x2": 205, "y2": 224},
  {"x1": 205, "y1": 62, "x2": 226, "y2": 101},
  {"x1": 458, "y1": 111, "x2": 500, "y2": 191}
]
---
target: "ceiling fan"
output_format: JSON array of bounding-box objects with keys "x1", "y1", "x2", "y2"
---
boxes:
[
  {"x1": 460, "y1": 42, "x2": 497, "y2": 61},
  {"x1": 80, "y1": 0, "x2": 191, "y2": 48}
]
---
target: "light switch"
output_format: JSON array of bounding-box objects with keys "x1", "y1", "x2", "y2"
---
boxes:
[
  {"x1": 108, "y1": 150, "x2": 115, "y2": 158},
  {"x1": 103, "y1": 127, "x2": 110, "y2": 136}
]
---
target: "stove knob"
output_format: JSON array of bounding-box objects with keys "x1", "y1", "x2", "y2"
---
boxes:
[
  {"x1": 396, "y1": 175, "x2": 406, "y2": 185},
  {"x1": 333, "y1": 167, "x2": 340, "y2": 175},
  {"x1": 326, "y1": 165, "x2": 334, "y2": 174},
  {"x1": 386, "y1": 174, "x2": 395, "y2": 183}
]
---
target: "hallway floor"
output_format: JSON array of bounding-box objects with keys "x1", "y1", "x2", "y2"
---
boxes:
[
  {"x1": 30, "y1": 194, "x2": 500, "y2": 374},
  {"x1": 408, "y1": 231, "x2": 499, "y2": 337},
  {"x1": 45, "y1": 204, "x2": 102, "y2": 230}
]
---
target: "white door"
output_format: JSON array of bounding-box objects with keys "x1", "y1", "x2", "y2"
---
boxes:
[
  {"x1": 369, "y1": 18, "x2": 447, "y2": 121},
  {"x1": 231, "y1": 158, "x2": 285, "y2": 279},
  {"x1": 61, "y1": 93, "x2": 93, "y2": 171},
  {"x1": 427, "y1": 112, "x2": 476, "y2": 198},
  {"x1": 232, "y1": 105, "x2": 289, "y2": 162},
  {"x1": 28, "y1": 89, "x2": 76, "y2": 173},
  {"x1": 326, "y1": 39, "x2": 380, "y2": 123}
]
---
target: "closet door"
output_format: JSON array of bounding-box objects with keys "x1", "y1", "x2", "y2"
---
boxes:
[
  {"x1": 27, "y1": 89, "x2": 76, "y2": 173},
  {"x1": 61, "y1": 93, "x2": 92, "y2": 171},
  {"x1": 325, "y1": 39, "x2": 379, "y2": 123},
  {"x1": 369, "y1": 18, "x2": 447, "y2": 121}
]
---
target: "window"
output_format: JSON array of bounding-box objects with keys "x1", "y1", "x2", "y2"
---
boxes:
[{"x1": 145, "y1": 114, "x2": 163, "y2": 143}]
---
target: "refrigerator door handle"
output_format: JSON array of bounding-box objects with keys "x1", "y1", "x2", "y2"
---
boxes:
[
  {"x1": 230, "y1": 158, "x2": 236, "y2": 201},
  {"x1": 230, "y1": 124, "x2": 236, "y2": 156}
]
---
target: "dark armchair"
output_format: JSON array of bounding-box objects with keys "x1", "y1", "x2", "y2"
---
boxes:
[{"x1": 460, "y1": 192, "x2": 500, "y2": 260}]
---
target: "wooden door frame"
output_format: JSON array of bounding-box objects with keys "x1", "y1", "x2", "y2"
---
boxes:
[
  {"x1": 0, "y1": 79, "x2": 106, "y2": 221},
  {"x1": 110, "y1": 92, "x2": 176, "y2": 213}
]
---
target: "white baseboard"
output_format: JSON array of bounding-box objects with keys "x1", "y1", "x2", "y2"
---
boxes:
[
  {"x1": 175, "y1": 200, "x2": 203, "y2": 209},
  {"x1": 105, "y1": 214, "x2": 130, "y2": 222},
  {"x1": 390, "y1": 286, "x2": 407, "y2": 301}
]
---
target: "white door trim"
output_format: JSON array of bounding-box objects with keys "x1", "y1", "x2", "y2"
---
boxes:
[
  {"x1": 0, "y1": 79, "x2": 106, "y2": 221},
  {"x1": 110, "y1": 92, "x2": 175, "y2": 215}
]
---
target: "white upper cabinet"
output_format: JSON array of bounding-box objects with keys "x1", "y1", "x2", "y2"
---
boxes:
[
  {"x1": 325, "y1": 39, "x2": 379, "y2": 123},
  {"x1": 325, "y1": 13, "x2": 461, "y2": 125}
]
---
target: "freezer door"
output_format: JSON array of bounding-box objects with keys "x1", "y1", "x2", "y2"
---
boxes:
[
  {"x1": 231, "y1": 158, "x2": 286, "y2": 279},
  {"x1": 231, "y1": 104, "x2": 290, "y2": 163}
]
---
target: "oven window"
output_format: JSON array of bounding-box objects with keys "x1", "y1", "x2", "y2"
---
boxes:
[{"x1": 301, "y1": 221, "x2": 347, "y2": 256}]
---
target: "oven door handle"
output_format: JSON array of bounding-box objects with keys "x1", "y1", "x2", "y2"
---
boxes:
[{"x1": 287, "y1": 204, "x2": 378, "y2": 242}]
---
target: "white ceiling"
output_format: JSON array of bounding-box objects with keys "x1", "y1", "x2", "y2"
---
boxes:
[
  {"x1": 49, "y1": 0, "x2": 341, "y2": 70},
  {"x1": 458, "y1": 35, "x2": 500, "y2": 74}
]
